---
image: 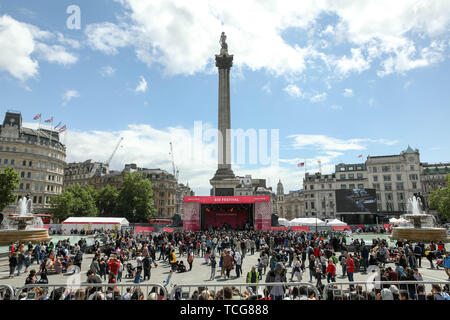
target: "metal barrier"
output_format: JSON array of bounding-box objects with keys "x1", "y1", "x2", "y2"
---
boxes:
[
  {"x1": 323, "y1": 281, "x2": 450, "y2": 300},
  {"x1": 0, "y1": 285, "x2": 15, "y2": 300},
  {"x1": 169, "y1": 282, "x2": 321, "y2": 300},
  {"x1": 14, "y1": 283, "x2": 169, "y2": 300}
]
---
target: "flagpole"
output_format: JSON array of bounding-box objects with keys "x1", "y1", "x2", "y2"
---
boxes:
[{"x1": 38, "y1": 116, "x2": 42, "y2": 144}]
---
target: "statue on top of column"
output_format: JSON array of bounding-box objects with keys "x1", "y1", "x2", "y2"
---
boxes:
[{"x1": 220, "y1": 32, "x2": 228, "y2": 55}]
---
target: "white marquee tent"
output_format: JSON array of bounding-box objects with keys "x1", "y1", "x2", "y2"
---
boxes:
[
  {"x1": 289, "y1": 218, "x2": 326, "y2": 226},
  {"x1": 278, "y1": 218, "x2": 291, "y2": 227},
  {"x1": 62, "y1": 217, "x2": 130, "y2": 233},
  {"x1": 325, "y1": 219, "x2": 348, "y2": 226},
  {"x1": 389, "y1": 217, "x2": 409, "y2": 226}
]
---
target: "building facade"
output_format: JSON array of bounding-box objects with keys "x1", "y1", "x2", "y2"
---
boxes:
[
  {"x1": 0, "y1": 111, "x2": 66, "y2": 215},
  {"x1": 176, "y1": 182, "x2": 195, "y2": 216},
  {"x1": 303, "y1": 172, "x2": 337, "y2": 219},
  {"x1": 366, "y1": 146, "x2": 421, "y2": 215},
  {"x1": 64, "y1": 160, "x2": 109, "y2": 189},
  {"x1": 420, "y1": 162, "x2": 450, "y2": 210}
]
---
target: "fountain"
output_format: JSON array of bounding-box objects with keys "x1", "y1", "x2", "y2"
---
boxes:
[
  {"x1": 390, "y1": 196, "x2": 449, "y2": 243},
  {"x1": 0, "y1": 195, "x2": 51, "y2": 245}
]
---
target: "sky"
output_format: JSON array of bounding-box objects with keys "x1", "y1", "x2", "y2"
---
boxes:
[{"x1": 1, "y1": 0, "x2": 450, "y2": 195}]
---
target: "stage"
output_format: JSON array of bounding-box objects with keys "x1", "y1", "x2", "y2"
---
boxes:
[{"x1": 182, "y1": 196, "x2": 272, "y2": 231}]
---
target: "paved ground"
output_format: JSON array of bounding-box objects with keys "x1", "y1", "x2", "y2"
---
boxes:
[{"x1": 1, "y1": 249, "x2": 448, "y2": 295}]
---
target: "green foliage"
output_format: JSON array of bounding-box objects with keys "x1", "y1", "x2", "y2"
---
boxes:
[
  {"x1": 116, "y1": 172, "x2": 157, "y2": 223},
  {"x1": 0, "y1": 167, "x2": 20, "y2": 212},
  {"x1": 429, "y1": 174, "x2": 450, "y2": 220},
  {"x1": 96, "y1": 184, "x2": 119, "y2": 217},
  {"x1": 49, "y1": 184, "x2": 98, "y2": 222}
]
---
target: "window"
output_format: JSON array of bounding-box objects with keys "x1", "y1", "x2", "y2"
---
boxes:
[
  {"x1": 373, "y1": 175, "x2": 378, "y2": 182},
  {"x1": 383, "y1": 175, "x2": 391, "y2": 181},
  {"x1": 26, "y1": 183, "x2": 30, "y2": 190},
  {"x1": 382, "y1": 166, "x2": 391, "y2": 172},
  {"x1": 397, "y1": 192, "x2": 404, "y2": 201},
  {"x1": 340, "y1": 174, "x2": 346, "y2": 179},
  {"x1": 376, "y1": 193, "x2": 381, "y2": 200},
  {"x1": 305, "y1": 202, "x2": 308, "y2": 209},
  {"x1": 386, "y1": 193, "x2": 393, "y2": 201},
  {"x1": 349, "y1": 184, "x2": 355, "y2": 189},
  {"x1": 341, "y1": 184, "x2": 346, "y2": 189},
  {"x1": 396, "y1": 183, "x2": 404, "y2": 190},
  {"x1": 38, "y1": 196, "x2": 42, "y2": 204},
  {"x1": 396, "y1": 174, "x2": 402, "y2": 181},
  {"x1": 409, "y1": 174, "x2": 418, "y2": 180},
  {"x1": 21, "y1": 172, "x2": 25, "y2": 178},
  {"x1": 4, "y1": 159, "x2": 8, "y2": 164},
  {"x1": 20, "y1": 183, "x2": 24, "y2": 190},
  {"x1": 28, "y1": 161, "x2": 32, "y2": 167},
  {"x1": 398, "y1": 203, "x2": 406, "y2": 212},
  {"x1": 357, "y1": 173, "x2": 363, "y2": 179},
  {"x1": 412, "y1": 182, "x2": 417, "y2": 189},
  {"x1": 385, "y1": 183, "x2": 392, "y2": 191},
  {"x1": 386, "y1": 203, "x2": 394, "y2": 212},
  {"x1": 22, "y1": 160, "x2": 26, "y2": 166},
  {"x1": 358, "y1": 184, "x2": 364, "y2": 189},
  {"x1": 10, "y1": 159, "x2": 15, "y2": 165},
  {"x1": 35, "y1": 184, "x2": 39, "y2": 191},
  {"x1": 311, "y1": 202, "x2": 315, "y2": 209},
  {"x1": 310, "y1": 185, "x2": 314, "y2": 190},
  {"x1": 349, "y1": 173, "x2": 355, "y2": 179},
  {"x1": 329, "y1": 184, "x2": 332, "y2": 189},
  {"x1": 410, "y1": 165, "x2": 415, "y2": 171}
]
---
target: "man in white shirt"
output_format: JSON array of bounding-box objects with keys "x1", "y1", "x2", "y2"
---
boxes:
[{"x1": 234, "y1": 251, "x2": 242, "y2": 278}]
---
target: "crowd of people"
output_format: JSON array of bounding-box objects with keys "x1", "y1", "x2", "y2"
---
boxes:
[{"x1": 2, "y1": 228, "x2": 450, "y2": 300}]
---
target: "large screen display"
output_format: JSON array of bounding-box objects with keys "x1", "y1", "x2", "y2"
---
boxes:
[{"x1": 335, "y1": 188, "x2": 377, "y2": 213}]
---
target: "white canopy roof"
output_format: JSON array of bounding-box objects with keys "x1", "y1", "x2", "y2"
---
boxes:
[
  {"x1": 289, "y1": 218, "x2": 326, "y2": 226},
  {"x1": 278, "y1": 218, "x2": 290, "y2": 227},
  {"x1": 389, "y1": 217, "x2": 409, "y2": 225},
  {"x1": 62, "y1": 217, "x2": 130, "y2": 225},
  {"x1": 326, "y1": 219, "x2": 347, "y2": 226}
]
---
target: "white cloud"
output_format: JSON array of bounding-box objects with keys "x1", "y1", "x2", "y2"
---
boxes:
[
  {"x1": 262, "y1": 82, "x2": 271, "y2": 95},
  {"x1": 330, "y1": 104, "x2": 343, "y2": 110},
  {"x1": 62, "y1": 90, "x2": 80, "y2": 106},
  {"x1": 309, "y1": 92, "x2": 327, "y2": 103},
  {"x1": 101, "y1": 66, "x2": 116, "y2": 77},
  {"x1": 343, "y1": 88, "x2": 354, "y2": 97},
  {"x1": 135, "y1": 76, "x2": 148, "y2": 93},
  {"x1": 83, "y1": 0, "x2": 450, "y2": 79},
  {"x1": 35, "y1": 43, "x2": 78, "y2": 65},
  {"x1": 0, "y1": 15, "x2": 38, "y2": 81},
  {"x1": 0, "y1": 15, "x2": 78, "y2": 81},
  {"x1": 283, "y1": 84, "x2": 303, "y2": 98},
  {"x1": 288, "y1": 134, "x2": 398, "y2": 152}
]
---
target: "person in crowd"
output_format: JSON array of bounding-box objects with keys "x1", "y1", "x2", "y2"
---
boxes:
[{"x1": 246, "y1": 266, "x2": 259, "y2": 294}]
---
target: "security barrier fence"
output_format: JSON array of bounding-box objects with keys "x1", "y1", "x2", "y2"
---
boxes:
[
  {"x1": 170, "y1": 282, "x2": 321, "y2": 300},
  {"x1": 323, "y1": 281, "x2": 450, "y2": 300},
  {"x1": 1, "y1": 280, "x2": 448, "y2": 300},
  {"x1": 9, "y1": 283, "x2": 169, "y2": 300}
]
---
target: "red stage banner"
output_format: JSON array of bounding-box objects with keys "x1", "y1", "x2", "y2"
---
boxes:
[
  {"x1": 184, "y1": 196, "x2": 270, "y2": 204},
  {"x1": 163, "y1": 227, "x2": 174, "y2": 233},
  {"x1": 135, "y1": 227, "x2": 155, "y2": 232},
  {"x1": 331, "y1": 226, "x2": 350, "y2": 231},
  {"x1": 291, "y1": 226, "x2": 309, "y2": 232}
]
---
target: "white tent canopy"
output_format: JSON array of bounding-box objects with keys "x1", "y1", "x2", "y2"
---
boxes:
[
  {"x1": 389, "y1": 217, "x2": 409, "y2": 225},
  {"x1": 278, "y1": 218, "x2": 291, "y2": 227},
  {"x1": 289, "y1": 218, "x2": 326, "y2": 226},
  {"x1": 325, "y1": 219, "x2": 347, "y2": 226},
  {"x1": 62, "y1": 217, "x2": 129, "y2": 233}
]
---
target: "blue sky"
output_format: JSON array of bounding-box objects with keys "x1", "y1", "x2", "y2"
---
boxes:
[{"x1": 1, "y1": 0, "x2": 449, "y2": 195}]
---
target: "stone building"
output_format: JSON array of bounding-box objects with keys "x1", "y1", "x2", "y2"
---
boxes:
[
  {"x1": 335, "y1": 163, "x2": 368, "y2": 190},
  {"x1": 0, "y1": 111, "x2": 66, "y2": 215},
  {"x1": 176, "y1": 182, "x2": 195, "y2": 216},
  {"x1": 366, "y1": 146, "x2": 421, "y2": 215},
  {"x1": 64, "y1": 160, "x2": 109, "y2": 189},
  {"x1": 88, "y1": 163, "x2": 177, "y2": 218},
  {"x1": 303, "y1": 172, "x2": 337, "y2": 219},
  {"x1": 235, "y1": 175, "x2": 276, "y2": 214},
  {"x1": 420, "y1": 162, "x2": 449, "y2": 210}
]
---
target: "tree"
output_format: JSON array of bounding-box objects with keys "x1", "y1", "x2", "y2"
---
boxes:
[
  {"x1": 116, "y1": 173, "x2": 156, "y2": 223},
  {"x1": 429, "y1": 174, "x2": 450, "y2": 220},
  {"x1": 0, "y1": 167, "x2": 20, "y2": 212},
  {"x1": 96, "y1": 185, "x2": 119, "y2": 217},
  {"x1": 49, "y1": 184, "x2": 98, "y2": 222}
]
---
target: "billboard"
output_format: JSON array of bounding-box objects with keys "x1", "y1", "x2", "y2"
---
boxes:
[{"x1": 335, "y1": 188, "x2": 377, "y2": 213}]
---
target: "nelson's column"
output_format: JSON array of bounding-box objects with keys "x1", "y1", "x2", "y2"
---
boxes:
[{"x1": 210, "y1": 32, "x2": 240, "y2": 196}]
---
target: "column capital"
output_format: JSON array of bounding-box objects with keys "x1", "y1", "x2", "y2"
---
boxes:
[{"x1": 215, "y1": 54, "x2": 234, "y2": 69}]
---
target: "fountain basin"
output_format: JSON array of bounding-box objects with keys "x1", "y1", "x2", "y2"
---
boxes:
[
  {"x1": 391, "y1": 227, "x2": 449, "y2": 243},
  {"x1": 0, "y1": 229, "x2": 51, "y2": 246}
]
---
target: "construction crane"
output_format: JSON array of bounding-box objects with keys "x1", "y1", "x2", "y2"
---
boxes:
[
  {"x1": 107, "y1": 137, "x2": 124, "y2": 166},
  {"x1": 169, "y1": 142, "x2": 179, "y2": 181}
]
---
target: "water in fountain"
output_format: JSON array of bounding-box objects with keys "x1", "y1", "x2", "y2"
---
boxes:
[
  {"x1": 1, "y1": 196, "x2": 44, "y2": 230},
  {"x1": 403, "y1": 196, "x2": 436, "y2": 229}
]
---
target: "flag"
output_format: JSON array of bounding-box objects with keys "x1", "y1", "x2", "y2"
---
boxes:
[
  {"x1": 317, "y1": 160, "x2": 321, "y2": 164},
  {"x1": 297, "y1": 162, "x2": 305, "y2": 167},
  {"x1": 358, "y1": 154, "x2": 363, "y2": 158},
  {"x1": 45, "y1": 117, "x2": 53, "y2": 123},
  {"x1": 33, "y1": 113, "x2": 41, "y2": 120},
  {"x1": 58, "y1": 125, "x2": 66, "y2": 133},
  {"x1": 54, "y1": 121, "x2": 62, "y2": 129}
]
